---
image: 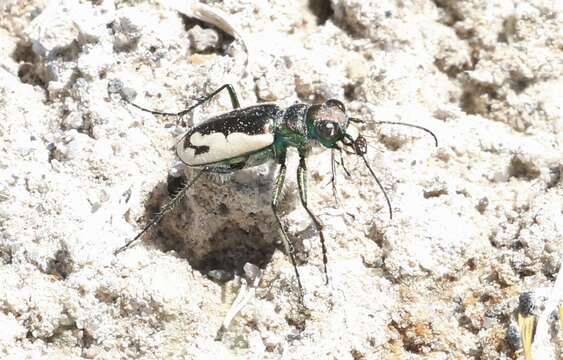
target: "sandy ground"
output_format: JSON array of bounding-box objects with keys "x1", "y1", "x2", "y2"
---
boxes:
[{"x1": 0, "y1": 0, "x2": 562, "y2": 359}]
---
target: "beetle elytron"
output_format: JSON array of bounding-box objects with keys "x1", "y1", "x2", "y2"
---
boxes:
[{"x1": 112, "y1": 83, "x2": 437, "y2": 298}]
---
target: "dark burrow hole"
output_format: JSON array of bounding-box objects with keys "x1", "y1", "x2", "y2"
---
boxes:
[
  {"x1": 308, "y1": 0, "x2": 334, "y2": 25},
  {"x1": 166, "y1": 174, "x2": 185, "y2": 196},
  {"x1": 132, "y1": 174, "x2": 279, "y2": 278},
  {"x1": 195, "y1": 223, "x2": 276, "y2": 275}
]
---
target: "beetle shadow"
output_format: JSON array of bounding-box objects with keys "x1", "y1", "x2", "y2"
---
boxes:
[{"x1": 133, "y1": 171, "x2": 289, "y2": 279}]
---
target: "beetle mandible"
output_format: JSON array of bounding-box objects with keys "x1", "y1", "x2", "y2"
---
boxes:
[{"x1": 112, "y1": 83, "x2": 437, "y2": 298}]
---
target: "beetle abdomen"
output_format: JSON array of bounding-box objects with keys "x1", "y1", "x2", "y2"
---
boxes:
[{"x1": 177, "y1": 104, "x2": 280, "y2": 166}]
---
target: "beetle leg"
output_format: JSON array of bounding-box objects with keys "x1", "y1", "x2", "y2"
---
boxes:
[
  {"x1": 192, "y1": 83, "x2": 240, "y2": 110},
  {"x1": 122, "y1": 83, "x2": 241, "y2": 117},
  {"x1": 297, "y1": 153, "x2": 329, "y2": 285},
  {"x1": 339, "y1": 149, "x2": 351, "y2": 177},
  {"x1": 221, "y1": 83, "x2": 240, "y2": 109},
  {"x1": 330, "y1": 149, "x2": 340, "y2": 206},
  {"x1": 114, "y1": 171, "x2": 205, "y2": 255},
  {"x1": 271, "y1": 151, "x2": 304, "y2": 302}
]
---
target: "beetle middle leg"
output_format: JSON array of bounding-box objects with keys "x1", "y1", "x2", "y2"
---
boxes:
[
  {"x1": 121, "y1": 83, "x2": 241, "y2": 117},
  {"x1": 297, "y1": 152, "x2": 329, "y2": 285},
  {"x1": 271, "y1": 151, "x2": 304, "y2": 302}
]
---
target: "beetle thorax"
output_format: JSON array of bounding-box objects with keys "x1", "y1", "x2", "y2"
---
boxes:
[{"x1": 280, "y1": 103, "x2": 310, "y2": 136}]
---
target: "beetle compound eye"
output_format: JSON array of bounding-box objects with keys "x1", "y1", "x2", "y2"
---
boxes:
[{"x1": 316, "y1": 121, "x2": 341, "y2": 142}]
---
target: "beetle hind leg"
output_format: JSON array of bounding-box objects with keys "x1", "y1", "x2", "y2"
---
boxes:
[
  {"x1": 114, "y1": 171, "x2": 204, "y2": 255},
  {"x1": 297, "y1": 154, "x2": 330, "y2": 285},
  {"x1": 119, "y1": 83, "x2": 241, "y2": 118}
]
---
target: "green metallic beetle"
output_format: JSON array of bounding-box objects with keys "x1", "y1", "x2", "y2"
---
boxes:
[{"x1": 113, "y1": 83, "x2": 437, "y2": 298}]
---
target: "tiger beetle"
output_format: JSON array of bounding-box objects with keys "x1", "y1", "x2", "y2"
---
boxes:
[{"x1": 112, "y1": 83, "x2": 437, "y2": 300}]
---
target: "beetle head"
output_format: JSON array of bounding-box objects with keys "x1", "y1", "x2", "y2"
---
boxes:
[
  {"x1": 308, "y1": 101, "x2": 438, "y2": 221},
  {"x1": 308, "y1": 99, "x2": 391, "y2": 218},
  {"x1": 308, "y1": 99, "x2": 367, "y2": 155}
]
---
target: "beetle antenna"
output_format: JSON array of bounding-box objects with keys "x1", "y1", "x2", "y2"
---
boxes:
[
  {"x1": 360, "y1": 155, "x2": 393, "y2": 220},
  {"x1": 114, "y1": 171, "x2": 204, "y2": 255},
  {"x1": 349, "y1": 118, "x2": 438, "y2": 147}
]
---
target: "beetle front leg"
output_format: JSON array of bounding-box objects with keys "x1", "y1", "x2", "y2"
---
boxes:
[
  {"x1": 297, "y1": 153, "x2": 329, "y2": 285},
  {"x1": 271, "y1": 151, "x2": 304, "y2": 302}
]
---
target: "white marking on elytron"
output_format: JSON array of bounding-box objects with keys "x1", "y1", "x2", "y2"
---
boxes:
[{"x1": 177, "y1": 131, "x2": 275, "y2": 166}]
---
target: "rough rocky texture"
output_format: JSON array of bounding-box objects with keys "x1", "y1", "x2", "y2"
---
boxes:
[{"x1": 0, "y1": 0, "x2": 561, "y2": 359}]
